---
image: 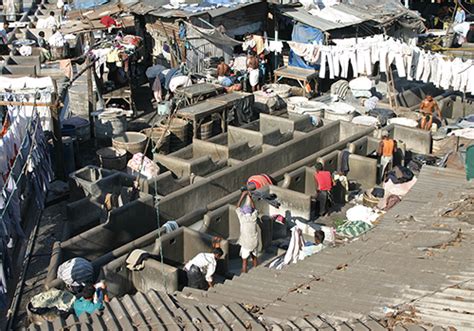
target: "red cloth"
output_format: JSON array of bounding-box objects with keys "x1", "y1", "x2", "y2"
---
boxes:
[
  {"x1": 100, "y1": 16, "x2": 117, "y2": 28},
  {"x1": 314, "y1": 171, "x2": 333, "y2": 191},
  {"x1": 247, "y1": 174, "x2": 273, "y2": 190}
]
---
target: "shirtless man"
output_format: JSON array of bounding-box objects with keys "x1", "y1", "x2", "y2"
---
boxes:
[
  {"x1": 247, "y1": 51, "x2": 260, "y2": 92},
  {"x1": 419, "y1": 95, "x2": 442, "y2": 131},
  {"x1": 216, "y1": 57, "x2": 231, "y2": 86}
]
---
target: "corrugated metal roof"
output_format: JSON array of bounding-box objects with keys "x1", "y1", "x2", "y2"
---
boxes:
[
  {"x1": 130, "y1": 1, "x2": 263, "y2": 19},
  {"x1": 279, "y1": 6, "x2": 365, "y2": 32},
  {"x1": 29, "y1": 166, "x2": 472, "y2": 330},
  {"x1": 29, "y1": 289, "x2": 267, "y2": 331},
  {"x1": 175, "y1": 166, "x2": 473, "y2": 329},
  {"x1": 279, "y1": 0, "x2": 422, "y2": 31}
]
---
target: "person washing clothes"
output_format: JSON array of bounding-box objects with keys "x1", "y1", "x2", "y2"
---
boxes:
[
  {"x1": 236, "y1": 188, "x2": 259, "y2": 273},
  {"x1": 216, "y1": 57, "x2": 232, "y2": 87},
  {"x1": 73, "y1": 283, "x2": 107, "y2": 317},
  {"x1": 302, "y1": 230, "x2": 325, "y2": 258},
  {"x1": 419, "y1": 95, "x2": 442, "y2": 131},
  {"x1": 247, "y1": 51, "x2": 260, "y2": 92},
  {"x1": 314, "y1": 163, "x2": 333, "y2": 217},
  {"x1": 246, "y1": 173, "x2": 275, "y2": 191},
  {"x1": 378, "y1": 130, "x2": 397, "y2": 182},
  {"x1": 184, "y1": 248, "x2": 223, "y2": 290}
]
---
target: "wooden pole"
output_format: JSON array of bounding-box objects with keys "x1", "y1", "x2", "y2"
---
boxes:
[{"x1": 51, "y1": 79, "x2": 65, "y2": 180}]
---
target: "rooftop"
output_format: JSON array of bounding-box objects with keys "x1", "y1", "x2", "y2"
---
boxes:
[{"x1": 30, "y1": 166, "x2": 474, "y2": 330}]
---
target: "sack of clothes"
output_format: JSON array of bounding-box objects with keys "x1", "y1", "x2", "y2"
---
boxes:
[
  {"x1": 386, "y1": 166, "x2": 414, "y2": 184},
  {"x1": 28, "y1": 289, "x2": 75, "y2": 324},
  {"x1": 336, "y1": 220, "x2": 373, "y2": 238}
]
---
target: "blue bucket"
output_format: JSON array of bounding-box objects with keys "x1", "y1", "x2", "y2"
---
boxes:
[{"x1": 61, "y1": 124, "x2": 76, "y2": 137}]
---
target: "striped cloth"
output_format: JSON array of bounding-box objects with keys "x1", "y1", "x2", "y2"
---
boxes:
[
  {"x1": 336, "y1": 221, "x2": 372, "y2": 238},
  {"x1": 57, "y1": 258, "x2": 93, "y2": 287}
]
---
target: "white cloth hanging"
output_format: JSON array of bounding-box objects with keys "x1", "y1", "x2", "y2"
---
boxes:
[{"x1": 283, "y1": 226, "x2": 305, "y2": 265}]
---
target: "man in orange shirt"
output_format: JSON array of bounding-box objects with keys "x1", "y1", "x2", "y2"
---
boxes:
[
  {"x1": 246, "y1": 173, "x2": 274, "y2": 191},
  {"x1": 378, "y1": 130, "x2": 397, "y2": 181}
]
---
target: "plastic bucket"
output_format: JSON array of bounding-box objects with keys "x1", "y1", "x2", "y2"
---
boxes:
[
  {"x1": 112, "y1": 132, "x2": 147, "y2": 156},
  {"x1": 61, "y1": 124, "x2": 76, "y2": 137},
  {"x1": 159, "y1": 118, "x2": 189, "y2": 152},
  {"x1": 95, "y1": 109, "x2": 128, "y2": 140},
  {"x1": 200, "y1": 120, "x2": 214, "y2": 141},
  {"x1": 157, "y1": 102, "x2": 170, "y2": 116},
  {"x1": 286, "y1": 96, "x2": 308, "y2": 112},
  {"x1": 62, "y1": 136, "x2": 76, "y2": 176},
  {"x1": 63, "y1": 117, "x2": 91, "y2": 143},
  {"x1": 96, "y1": 147, "x2": 127, "y2": 170},
  {"x1": 141, "y1": 127, "x2": 171, "y2": 154}
]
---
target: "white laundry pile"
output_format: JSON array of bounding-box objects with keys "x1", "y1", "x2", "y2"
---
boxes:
[
  {"x1": 19, "y1": 45, "x2": 32, "y2": 56},
  {"x1": 346, "y1": 205, "x2": 380, "y2": 225},
  {"x1": 349, "y1": 76, "x2": 372, "y2": 98},
  {"x1": 48, "y1": 31, "x2": 66, "y2": 47},
  {"x1": 126, "y1": 153, "x2": 160, "y2": 179},
  {"x1": 448, "y1": 128, "x2": 474, "y2": 140},
  {"x1": 388, "y1": 117, "x2": 419, "y2": 128}
]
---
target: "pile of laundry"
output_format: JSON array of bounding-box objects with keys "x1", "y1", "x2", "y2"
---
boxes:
[
  {"x1": 445, "y1": 114, "x2": 474, "y2": 140},
  {"x1": 89, "y1": 34, "x2": 142, "y2": 83},
  {"x1": 378, "y1": 166, "x2": 417, "y2": 211},
  {"x1": 336, "y1": 205, "x2": 381, "y2": 239},
  {"x1": 269, "y1": 220, "x2": 335, "y2": 270},
  {"x1": 126, "y1": 153, "x2": 160, "y2": 180}
]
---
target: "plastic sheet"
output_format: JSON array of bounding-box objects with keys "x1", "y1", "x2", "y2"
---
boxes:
[{"x1": 73, "y1": 0, "x2": 108, "y2": 10}]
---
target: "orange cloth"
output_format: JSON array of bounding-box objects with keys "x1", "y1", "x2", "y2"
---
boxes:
[
  {"x1": 247, "y1": 174, "x2": 273, "y2": 190},
  {"x1": 382, "y1": 139, "x2": 395, "y2": 157}
]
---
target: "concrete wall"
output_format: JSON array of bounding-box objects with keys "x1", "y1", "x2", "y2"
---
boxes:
[
  {"x1": 64, "y1": 198, "x2": 103, "y2": 240},
  {"x1": 347, "y1": 154, "x2": 378, "y2": 189},
  {"x1": 158, "y1": 121, "x2": 373, "y2": 221},
  {"x1": 262, "y1": 185, "x2": 312, "y2": 222},
  {"x1": 132, "y1": 259, "x2": 179, "y2": 294},
  {"x1": 228, "y1": 126, "x2": 263, "y2": 147},
  {"x1": 155, "y1": 152, "x2": 225, "y2": 178},
  {"x1": 317, "y1": 150, "x2": 339, "y2": 173},
  {"x1": 348, "y1": 136, "x2": 378, "y2": 156},
  {"x1": 389, "y1": 124, "x2": 432, "y2": 155},
  {"x1": 60, "y1": 195, "x2": 156, "y2": 261},
  {"x1": 259, "y1": 113, "x2": 314, "y2": 134},
  {"x1": 68, "y1": 166, "x2": 122, "y2": 201}
]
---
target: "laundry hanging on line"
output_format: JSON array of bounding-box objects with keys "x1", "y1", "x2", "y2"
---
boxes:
[{"x1": 285, "y1": 34, "x2": 474, "y2": 94}]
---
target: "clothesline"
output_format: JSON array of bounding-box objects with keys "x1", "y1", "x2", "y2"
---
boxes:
[
  {"x1": 0, "y1": 101, "x2": 57, "y2": 107},
  {"x1": 0, "y1": 112, "x2": 41, "y2": 238}
]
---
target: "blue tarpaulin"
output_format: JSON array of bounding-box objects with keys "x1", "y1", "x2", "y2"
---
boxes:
[
  {"x1": 73, "y1": 0, "x2": 108, "y2": 10},
  {"x1": 289, "y1": 22, "x2": 324, "y2": 70}
]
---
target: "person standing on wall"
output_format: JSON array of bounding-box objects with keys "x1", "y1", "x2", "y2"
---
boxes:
[
  {"x1": 314, "y1": 163, "x2": 333, "y2": 217},
  {"x1": 236, "y1": 189, "x2": 259, "y2": 273},
  {"x1": 419, "y1": 95, "x2": 442, "y2": 131},
  {"x1": 378, "y1": 130, "x2": 397, "y2": 182}
]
